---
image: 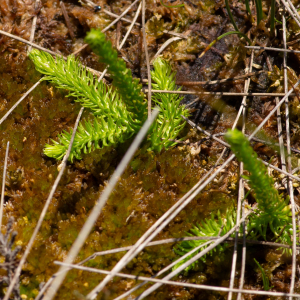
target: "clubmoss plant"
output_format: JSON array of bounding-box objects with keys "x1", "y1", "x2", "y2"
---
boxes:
[
  {"x1": 150, "y1": 57, "x2": 190, "y2": 151},
  {"x1": 85, "y1": 29, "x2": 147, "y2": 125},
  {"x1": 173, "y1": 129, "x2": 293, "y2": 272},
  {"x1": 29, "y1": 50, "x2": 137, "y2": 161},
  {"x1": 29, "y1": 30, "x2": 189, "y2": 161},
  {"x1": 173, "y1": 210, "x2": 236, "y2": 271},
  {"x1": 225, "y1": 129, "x2": 292, "y2": 246}
]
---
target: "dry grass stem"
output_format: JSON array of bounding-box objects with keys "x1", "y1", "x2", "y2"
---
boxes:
[
  {"x1": 151, "y1": 37, "x2": 182, "y2": 62},
  {"x1": 0, "y1": 142, "x2": 9, "y2": 229},
  {"x1": 282, "y1": 12, "x2": 297, "y2": 297},
  {"x1": 145, "y1": 89, "x2": 295, "y2": 96},
  {"x1": 54, "y1": 261, "x2": 300, "y2": 298},
  {"x1": 60, "y1": 1, "x2": 75, "y2": 41},
  {"x1": 27, "y1": 0, "x2": 40, "y2": 52},
  {"x1": 228, "y1": 49, "x2": 254, "y2": 300},
  {"x1": 245, "y1": 45, "x2": 300, "y2": 53}
]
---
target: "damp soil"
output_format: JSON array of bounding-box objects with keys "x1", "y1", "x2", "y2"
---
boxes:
[{"x1": 1, "y1": 0, "x2": 300, "y2": 299}]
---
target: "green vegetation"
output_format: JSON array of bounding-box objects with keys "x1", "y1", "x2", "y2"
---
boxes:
[
  {"x1": 29, "y1": 50, "x2": 136, "y2": 161},
  {"x1": 150, "y1": 58, "x2": 189, "y2": 151},
  {"x1": 2, "y1": 0, "x2": 299, "y2": 298},
  {"x1": 213, "y1": 0, "x2": 276, "y2": 57},
  {"x1": 173, "y1": 129, "x2": 292, "y2": 272},
  {"x1": 226, "y1": 129, "x2": 292, "y2": 247},
  {"x1": 225, "y1": 0, "x2": 275, "y2": 29},
  {"x1": 173, "y1": 210, "x2": 236, "y2": 271},
  {"x1": 85, "y1": 29, "x2": 147, "y2": 125},
  {"x1": 29, "y1": 30, "x2": 189, "y2": 162},
  {"x1": 254, "y1": 258, "x2": 272, "y2": 291}
]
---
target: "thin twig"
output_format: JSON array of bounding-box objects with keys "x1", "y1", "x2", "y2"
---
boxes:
[
  {"x1": 245, "y1": 45, "x2": 300, "y2": 53},
  {"x1": 60, "y1": 1, "x2": 75, "y2": 41},
  {"x1": 142, "y1": 0, "x2": 151, "y2": 118},
  {"x1": 0, "y1": 142, "x2": 9, "y2": 228},
  {"x1": 237, "y1": 51, "x2": 253, "y2": 300},
  {"x1": 103, "y1": 9, "x2": 187, "y2": 38},
  {"x1": 0, "y1": 29, "x2": 59, "y2": 56},
  {"x1": 84, "y1": 236, "x2": 300, "y2": 260},
  {"x1": 40, "y1": 231, "x2": 298, "y2": 300},
  {"x1": 198, "y1": 131, "x2": 300, "y2": 155},
  {"x1": 72, "y1": 43, "x2": 89, "y2": 56},
  {"x1": 118, "y1": 2, "x2": 142, "y2": 50},
  {"x1": 228, "y1": 50, "x2": 254, "y2": 300},
  {"x1": 144, "y1": 89, "x2": 295, "y2": 96},
  {"x1": 282, "y1": 10, "x2": 297, "y2": 298},
  {"x1": 113, "y1": 241, "x2": 214, "y2": 300},
  {"x1": 84, "y1": 0, "x2": 187, "y2": 39},
  {"x1": 73, "y1": 0, "x2": 142, "y2": 54},
  {"x1": 287, "y1": 38, "x2": 300, "y2": 45},
  {"x1": 103, "y1": 0, "x2": 140, "y2": 33},
  {"x1": 173, "y1": 70, "x2": 266, "y2": 86},
  {"x1": 27, "y1": 0, "x2": 40, "y2": 52},
  {"x1": 286, "y1": 0, "x2": 300, "y2": 24},
  {"x1": 55, "y1": 261, "x2": 300, "y2": 298},
  {"x1": 0, "y1": 29, "x2": 103, "y2": 77},
  {"x1": 280, "y1": 0, "x2": 300, "y2": 28},
  {"x1": 151, "y1": 37, "x2": 182, "y2": 62},
  {"x1": 265, "y1": 52, "x2": 288, "y2": 189},
  {"x1": 36, "y1": 238, "x2": 211, "y2": 300}
]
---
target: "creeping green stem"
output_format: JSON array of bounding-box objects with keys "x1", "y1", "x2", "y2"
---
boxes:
[{"x1": 199, "y1": 31, "x2": 251, "y2": 59}]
